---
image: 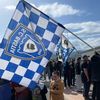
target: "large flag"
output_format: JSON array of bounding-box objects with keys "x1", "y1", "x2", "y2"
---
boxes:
[
  {"x1": 55, "y1": 39, "x2": 61, "y2": 55},
  {"x1": 0, "y1": 0, "x2": 65, "y2": 89},
  {"x1": 61, "y1": 35, "x2": 74, "y2": 62}
]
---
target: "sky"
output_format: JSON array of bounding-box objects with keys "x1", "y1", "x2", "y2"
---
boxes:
[{"x1": 0, "y1": 0, "x2": 100, "y2": 51}]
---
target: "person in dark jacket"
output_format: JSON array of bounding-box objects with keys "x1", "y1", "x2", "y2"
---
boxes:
[
  {"x1": 55, "y1": 60, "x2": 63, "y2": 78},
  {"x1": 40, "y1": 85, "x2": 48, "y2": 100},
  {"x1": 71, "y1": 59, "x2": 75, "y2": 86},
  {"x1": 90, "y1": 52, "x2": 100, "y2": 100},
  {"x1": 81, "y1": 55, "x2": 91, "y2": 100},
  {"x1": 63, "y1": 61, "x2": 71, "y2": 88},
  {"x1": 46, "y1": 60, "x2": 54, "y2": 80},
  {"x1": 0, "y1": 79, "x2": 12, "y2": 100},
  {"x1": 75, "y1": 57, "x2": 82, "y2": 92}
]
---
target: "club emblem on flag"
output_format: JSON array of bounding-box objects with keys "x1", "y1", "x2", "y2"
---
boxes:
[{"x1": 5, "y1": 24, "x2": 46, "y2": 60}]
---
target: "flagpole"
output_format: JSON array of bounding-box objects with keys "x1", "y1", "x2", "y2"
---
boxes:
[
  {"x1": 20, "y1": 0, "x2": 95, "y2": 52},
  {"x1": 65, "y1": 28, "x2": 95, "y2": 51}
]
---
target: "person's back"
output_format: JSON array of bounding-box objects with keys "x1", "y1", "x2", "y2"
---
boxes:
[
  {"x1": 64, "y1": 61, "x2": 70, "y2": 74},
  {"x1": 75, "y1": 57, "x2": 82, "y2": 91},
  {"x1": 81, "y1": 55, "x2": 91, "y2": 100},
  {"x1": 72, "y1": 61, "x2": 75, "y2": 74},
  {"x1": 56, "y1": 61, "x2": 62, "y2": 70},
  {"x1": 71, "y1": 60, "x2": 75, "y2": 86},
  {"x1": 81, "y1": 60, "x2": 91, "y2": 83},
  {"x1": 56, "y1": 61, "x2": 63, "y2": 78},
  {"x1": 63, "y1": 61, "x2": 71, "y2": 87},
  {"x1": 46, "y1": 61, "x2": 54, "y2": 79},
  {"x1": 90, "y1": 54, "x2": 100, "y2": 81},
  {"x1": 90, "y1": 53, "x2": 100, "y2": 100},
  {"x1": 75, "y1": 61, "x2": 81, "y2": 75}
]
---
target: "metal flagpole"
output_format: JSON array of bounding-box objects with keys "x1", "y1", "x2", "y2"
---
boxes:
[
  {"x1": 20, "y1": 0, "x2": 95, "y2": 52},
  {"x1": 65, "y1": 28, "x2": 95, "y2": 51}
]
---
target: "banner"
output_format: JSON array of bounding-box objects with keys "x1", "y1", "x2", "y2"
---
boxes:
[
  {"x1": 0, "y1": 0, "x2": 65, "y2": 89},
  {"x1": 62, "y1": 35, "x2": 73, "y2": 49},
  {"x1": 61, "y1": 35, "x2": 74, "y2": 62}
]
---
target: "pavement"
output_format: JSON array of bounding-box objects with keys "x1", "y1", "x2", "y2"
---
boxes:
[
  {"x1": 45, "y1": 80, "x2": 84, "y2": 100},
  {"x1": 42, "y1": 77, "x2": 85, "y2": 100},
  {"x1": 63, "y1": 87, "x2": 84, "y2": 100},
  {"x1": 46, "y1": 87, "x2": 84, "y2": 100}
]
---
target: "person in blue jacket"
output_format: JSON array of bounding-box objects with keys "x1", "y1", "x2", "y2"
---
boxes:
[{"x1": 0, "y1": 79, "x2": 12, "y2": 100}]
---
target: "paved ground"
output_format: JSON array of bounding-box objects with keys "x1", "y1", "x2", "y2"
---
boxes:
[
  {"x1": 43, "y1": 78, "x2": 85, "y2": 100},
  {"x1": 47, "y1": 87, "x2": 84, "y2": 100},
  {"x1": 63, "y1": 87, "x2": 84, "y2": 100}
]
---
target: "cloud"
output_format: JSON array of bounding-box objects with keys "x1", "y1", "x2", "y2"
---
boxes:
[
  {"x1": 38, "y1": 2, "x2": 80, "y2": 18},
  {"x1": 86, "y1": 37, "x2": 100, "y2": 47},
  {"x1": 0, "y1": 0, "x2": 18, "y2": 10},
  {"x1": 64, "y1": 21, "x2": 100, "y2": 50},
  {"x1": 5, "y1": 2, "x2": 80, "y2": 17},
  {"x1": 5, "y1": 5, "x2": 16, "y2": 10},
  {"x1": 64, "y1": 21, "x2": 100, "y2": 35}
]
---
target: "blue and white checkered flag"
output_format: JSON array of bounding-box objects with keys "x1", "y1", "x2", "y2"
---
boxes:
[
  {"x1": 0, "y1": 0, "x2": 65, "y2": 89},
  {"x1": 55, "y1": 39, "x2": 61, "y2": 55},
  {"x1": 61, "y1": 35, "x2": 74, "y2": 62},
  {"x1": 62, "y1": 48, "x2": 74, "y2": 62}
]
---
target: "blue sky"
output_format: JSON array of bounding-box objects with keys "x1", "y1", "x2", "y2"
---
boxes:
[{"x1": 0, "y1": 0, "x2": 100, "y2": 50}]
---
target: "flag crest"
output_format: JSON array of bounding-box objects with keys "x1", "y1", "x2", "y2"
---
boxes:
[{"x1": 5, "y1": 24, "x2": 46, "y2": 60}]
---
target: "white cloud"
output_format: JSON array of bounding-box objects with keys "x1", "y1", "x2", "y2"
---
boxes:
[
  {"x1": 38, "y1": 2, "x2": 80, "y2": 18},
  {"x1": 65, "y1": 21, "x2": 100, "y2": 35},
  {"x1": 64, "y1": 21, "x2": 100, "y2": 50},
  {"x1": 5, "y1": 5, "x2": 16, "y2": 10},
  {"x1": 4, "y1": 2, "x2": 80, "y2": 17},
  {"x1": 86, "y1": 37, "x2": 100, "y2": 47},
  {"x1": 0, "y1": 0, "x2": 16, "y2": 6},
  {"x1": 0, "y1": 0, "x2": 18, "y2": 10}
]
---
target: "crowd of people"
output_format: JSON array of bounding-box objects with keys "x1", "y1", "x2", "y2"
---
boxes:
[
  {"x1": 46, "y1": 52, "x2": 100, "y2": 100},
  {"x1": 0, "y1": 52, "x2": 100, "y2": 100}
]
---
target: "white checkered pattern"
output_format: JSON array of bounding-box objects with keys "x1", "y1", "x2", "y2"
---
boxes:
[{"x1": 0, "y1": 0, "x2": 65, "y2": 89}]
